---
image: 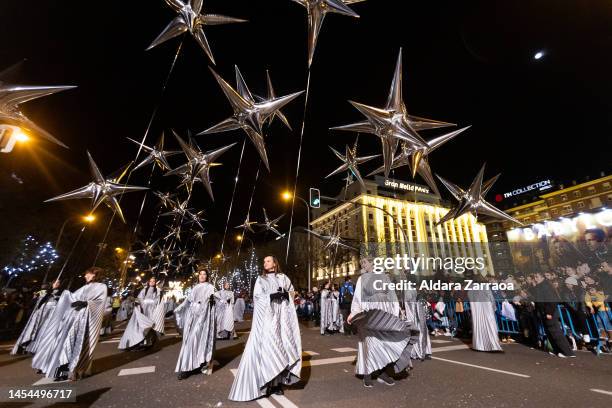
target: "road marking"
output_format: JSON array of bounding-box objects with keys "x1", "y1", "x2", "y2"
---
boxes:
[
  {"x1": 271, "y1": 394, "x2": 300, "y2": 408},
  {"x1": 303, "y1": 356, "x2": 355, "y2": 367},
  {"x1": 431, "y1": 356, "x2": 530, "y2": 378},
  {"x1": 302, "y1": 351, "x2": 319, "y2": 356},
  {"x1": 33, "y1": 377, "x2": 69, "y2": 386},
  {"x1": 430, "y1": 339, "x2": 452, "y2": 344},
  {"x1": 230, "y1": 369, "x2": 297, "y2": 407},
  {"x1": 118, "y1": 366, "x2": 156, "y2": 376},
  {"x1": 431, "y1": 345, "x2": 469, "y2": 353},
  {"x1": 590, "y1": 389, "x2": 612, "y2": 396},
  {"x1": 101, "y1": 340, "x2": 121, "y2": 344},
  {"x1": 331, "y1": 347, "x2": 357, "y2": 353}
]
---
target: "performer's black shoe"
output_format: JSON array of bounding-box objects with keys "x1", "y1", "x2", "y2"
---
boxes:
[
  {"x1": 273, "y1": 386, "x2": 284, "y2": 396},
  {"x1": 377, "y1": 372, "x2": 395, "y2": 386},
  {"x1": 36, "y1": 369, "x2": 43, "y2": 375},
  {"x1": 177, "y1": 372, "x2": 188, "y2": 380},
  {"x1": 363, "y1": 375, "x2": 374, "y2": 388},
  {"x1": 424, "y1": 355, "x2": 432, "y2": 360}
]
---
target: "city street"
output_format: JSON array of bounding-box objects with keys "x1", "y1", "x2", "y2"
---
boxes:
[{"x1": 1, "y1": 317, "x2": 611, "y2": 408}]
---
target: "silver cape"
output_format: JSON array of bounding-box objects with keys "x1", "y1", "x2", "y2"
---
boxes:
[
  {"x1": 228, "y1": 273, "x2": 301, "y2": 401},
  {"x1": 118, "y1": 286, "x2": 165, "y2": 350},
  {"x1": 215, "y1": 289, "x2": 235, "y2": 338}
]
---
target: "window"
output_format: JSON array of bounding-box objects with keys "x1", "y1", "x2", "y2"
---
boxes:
[
  {"x1": 561, "y1": 194, "x2": 568, "y2": 201},
  {"x1": 368, "y1": 213, "x2": 373, "y2": 220},
  {"x1": 603, "y1": 182, "x2": 611, "y2": 190},
  {"x1": 577, "y1": 201, "x2": 585, "y2": 209},
  {"x1": 588, "y1": 186, "x2": 596, "y2": 194},
  {"x1": 551, "y1": 208, "x2": 558, "y2": 215},
  {"x1": 562, "y1": 205, "x2": 572, "y2": 215},
  {"x1": 573, "y1": 190, "x2": 581, "y2": 198}
]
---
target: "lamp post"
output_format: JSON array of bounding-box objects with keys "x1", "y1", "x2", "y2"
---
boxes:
[
  {"x1": 42, "y1": 213, "x2": 96, "y2": 284},
  {"x1": 282, "y1": 191, "x2": 312, "y2": 291}
]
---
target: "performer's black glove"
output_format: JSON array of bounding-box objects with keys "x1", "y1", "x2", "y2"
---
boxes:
[
  {"x1": 209, "y1": 294, "x2": 216, "y2": 306},
  {"x1": 270, "y1": 288, "x2": 289, "y2": 303},
  {"x1": 227, "y1": 299, "x2": 231, "y2": 304},
  {"x1": 165, "y1": 310, "x2": 174, "y2": 318},
  {"x1": 71, "y1": 301, "x2": 88, "y2": 310}
]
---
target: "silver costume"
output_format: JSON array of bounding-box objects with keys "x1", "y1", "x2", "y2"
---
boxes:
[
  {"x1": 32, "y1": 282, "x2": 107, "y2": 379},
  {"x1": 118, "y1": 286, "x2": 165, "y2": 350},
  {"x1": 320, "y1": 288, "x2": 344, "y2": 334},
  {"x1": 175, "y1": 282, "x2": 216, "y2": 374},
  {"x1": 228, "y1": 273, "x2": 301, "y2": 402},
  {"x1": 215, "y1": 289, "x2": 235, "y2": 339},
  {"x1": 11, "y1": 289, "x2": 61, "y2": 355},
  {"x1": 234, "y1": 297, "x2": 246, "y2": 322},
  {"x1": 468, "y1": 289, "x2": 502, "y2": 352}
]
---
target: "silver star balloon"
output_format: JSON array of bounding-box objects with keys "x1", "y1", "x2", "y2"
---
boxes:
[
  {"x1": 160, "y1": 198, "x2": 190, "y2": 218},
  {"x1": 147, "y1": 0, "x2": 247, "y2": 65},
  {"x1": 256, "y1": 70, "x2": 293, "y2": 131},
  {"x1": 45, "y1": 152, "x2": 148, "y2": 223},
  {"x1": 154, "y1": 191, "x2": 175, "y2": 208},
  {"x1": 193, "y1": 230, "x2": 206, "y2": 242},
  {"x1": 235, "y1": 214, "x2": 257, "y2": 233},
  {"x1": 257, "y1": 208, "x2": 284, "y2": 237},
  {"x1": 435, "y1": 164, "x2": 523, "y2": 226},
  {"x1": 0, "y1": 65, "x2": 75, "y2": 148},
  {"x1": 132, "y1": 240, "x2": 160, "y2": 258},
  {"x1": 331, "y1": 48, "x2": 456, "y2": 177},
  {"x1": 306, "y1": 219, "x2": 359, "y2": 252},
  {"x1": 290, "y1": 0, "x2": 365, "y2": 67},
  {"x1": 185, "y1": 209, "x2": 206, "y2": 230},
  {"x1": 166, "y1": 130, "x2": 235, "y2": 200},
  {"x1": 198, "y1": 66, "x2": 304, "y2": 171},
  {"x1": 165, "y1": 226, "x2": 183, "y2": 241},
  {"x1": 368, "y1": 126, "x2": 470, "y2": 196},
  {"x1": 326, "y1": 141, "x2": 379, "y2": 189},
  {"x1": 127, "y1": 133, "x2": 181, "y2": 172}
]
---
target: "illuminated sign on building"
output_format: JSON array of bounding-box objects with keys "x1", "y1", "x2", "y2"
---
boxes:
[
  {"x1": 503, "y1": 180, "x2": 553, "y2": 199},
  {"x1": 375, "y1": 176, "x2": 431, "y2": 195}
]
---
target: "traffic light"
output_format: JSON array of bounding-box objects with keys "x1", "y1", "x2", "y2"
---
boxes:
[{"x1": 309, "y1": 188, "x2": 321, "y2": 208}]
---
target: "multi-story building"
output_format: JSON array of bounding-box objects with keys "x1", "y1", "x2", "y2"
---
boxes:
[{"x1": 310, "y1": 176, "x2": 494, "y2": 283}]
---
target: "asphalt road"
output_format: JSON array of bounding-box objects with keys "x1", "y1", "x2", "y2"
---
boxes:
[{"x1": 0, "y1": 318, "x2": 611, "y2": 408}]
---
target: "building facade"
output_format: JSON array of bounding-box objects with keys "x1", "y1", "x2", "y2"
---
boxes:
[{"x1": 310, "y1": 176, "x2": 494, "y2": 283}]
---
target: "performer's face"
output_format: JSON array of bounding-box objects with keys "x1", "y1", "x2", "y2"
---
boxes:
[
  {"x1": 263, "y1": 256, "x2": 276, "y2": 272},
  {"x1": 224, "y1": 282, "x2": 229, "y2": 290},
  {"x1": 85, "y1": 272, "x2": 95, "y2": 283},
  {"x1": 148, "y1": 278, "x2": 156, "y2": 287},
  {"x1": 198, "y1": 271, "x2": 207, "y2": 283}
]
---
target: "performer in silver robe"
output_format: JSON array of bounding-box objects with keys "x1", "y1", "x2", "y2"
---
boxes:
[
  {"x1": 469, "y1": 287, "x2": 502, "y2": 352},
  {"x1": 119, "y1": 277, "x2": 165, "y2": 350},
  {"x1": 215, "y1": 282, "x2": 236, "y2": 339},
  {"x1": 175, "y1": 268, "x2": 216, "y2": 380},
  {"x1": 234, "y1": 293, "x2": 246, "y2": 322},
  {"x1": 32, "y1": 267, "x2": 107, "y2": 381},
  {"x1": 408, "y1": 296, "x2": 432, "y2": 361},
  {"x1": 347, "y1": 258, "x2": 417, "y2": 388},
  {"x1": 320, "y1": 282, "x2": 332, "y2": 335},
  {"x1": 330, "y1": 284, "x2": 345, "y2": 334},
  {"x1": 115, "y1": 294, "x2": 134, "y2": 322},
  {"x1": 229, "y1": 256, "x2": 301, "y2": 401},
  {"x1": 12, "y1": 280, "x2": 62, "y2": 355},
  {"x1": 100, "y1": 288, "x2": 114, "y2": 336}
]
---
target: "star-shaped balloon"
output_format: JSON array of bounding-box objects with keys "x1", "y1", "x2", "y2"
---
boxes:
[
  {"x1": 193, "y1": 230, "x2": 206, "y2": 242},
  {"x1": 290, "y1": 0, "x2": 365, "y2": 67},
  {"x1": 166, "y1": 130, "x2": 235, "y2": 200},
  {"x1": 147, "y1": 0, "x2": 247, "y2": 65},
  {"x1": 435, "y1": 164, "x2": 523, "y2": 226},
  {"x1": 154, "y1": 191, "x2": 175, "y2": 208},
  {"x1": 306, "y1": 219, "x2": 359, "y2": 252},
  {"x1": 326, "y1": 140, "x2": 379, "y2": 189},
  {"x1": 185, "y1": 209, "x2": 206, "y2": 230},
  {"x1": 132, "y1": 240, "x2": 160, "y2": 258},
  {"x1": 332, "y1": 48, "x2": 456, "y2": 177},
  {"x1": 257, "y1": 208, "x2": 284, "y2": 237},
  {"x1": 256, "y1": 70, "x2": 293, "y2": 131},
  {"x1": 0, "y1": 65, "x2": 75, "y2": 148},
  {"x1": 45, "y1": 152, "x2": 148, "y2": 223},
  {"x1": 128, "y1": 133, "x2": 181, "y2": 172},
  {"x1": 369, "y1": 126, "x2": 469, "y2": 196},
  {"x1": 160, "y1": 198, "x2": 190, "y2": 218},
  {"x1": 198, "y1": 66, "x2": 304, "y2": 171},
  {"x1": 235, "y1": 214, "x2": 257, "y2": 233}
]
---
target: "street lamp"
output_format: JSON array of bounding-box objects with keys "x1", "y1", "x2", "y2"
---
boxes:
[{"x1": 281, "y1": 190, "x2": 312, "y2": 291}]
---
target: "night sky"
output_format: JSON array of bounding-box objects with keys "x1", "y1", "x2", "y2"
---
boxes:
[{"x1": 1, "y1": 0, "x2": 611, "y2": 260}]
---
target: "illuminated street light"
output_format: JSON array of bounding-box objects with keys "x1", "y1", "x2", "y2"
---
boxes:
[
  {"x1": 534, "y1": 51, "x2": 544, "y2": 60},
  {"x1": 235, "y1": 234, "x2": 243, "y2": 242},
  {"x1": 83, "y1": 214, "x2": 96, "y2": 223},
  {"x1": 115, "y1": 247, "x2": 124, "y2": 253},
  {"x1": 281, "y1": 190, "x2": 292, "y2": 201}
]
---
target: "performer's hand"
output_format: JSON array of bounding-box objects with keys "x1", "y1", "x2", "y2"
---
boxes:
[
  {"x1": 52, "y1": 280, "x2": 60, "y2": 289},
  {"x1": 71, "y1": 301, "x2": 87, "y2": 310},
  {"x1": 347, "y1": 314, "x2": 353, "y2": 325},
  {"x1": 545, "y1": 314, "x2": 552, "y2": 320}
]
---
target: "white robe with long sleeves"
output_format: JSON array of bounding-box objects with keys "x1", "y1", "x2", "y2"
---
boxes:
[
  {"x1": 118, "y1": 286, "x2": 164, "y2": 350},
  {"x1": 469, "y1": 289, "x2": 502, "y2": 352},
  {"x1": 12, "y1": 289, "x2": 61, "y2": 355},
  {"x1": 234, "y1": 297, "x2": 246, "y2": 322},
  {"x1": 215, "y1": 289, "x2": 235, "y2": 338},
  {"x1": 175, "y1": 282, "x2": 216, "y2": 373},
  {"x1": 32, "y1": 282, "x2": 107, "y2": 379},
  {"x1": 228, "y1": 273, "x2": 301, "y2": 401}
]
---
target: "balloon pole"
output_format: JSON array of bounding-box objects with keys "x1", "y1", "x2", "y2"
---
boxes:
[
  {"x1": 54, "y1": 225, "x2": 87, "y2": 282},
  {"x1": 219, "y1": 139, "x2": 247, "y2": 256},
  {"x1": 285, "y1": 68, "x2": 312, "y2": 263}
]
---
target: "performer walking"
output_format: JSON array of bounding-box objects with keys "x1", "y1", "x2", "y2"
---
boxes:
[
  {"x1": 347, "y1": 257, "x2": 417, "y2": 388},
  {"x1": 119, "y1": 276, "x2": 165, "y2": 350},
  {"x1": 468, "y1": 277, "x2": 503, "y2": 352},
  {"x1": 32, "y1": 267, "x2": 107, "y2": 381},
  {"x1": 320, "y1": 282, "x2": 332, "y2": 335},
  {"x1": 228, "y1": 256, "x2": 301, "y2": 401},
  {"x1": 115, "y1": 293, "x2": 134, "y2": 322},
  {"x1": 175, "y1": 268, "x2": 216, "y2": 380},
  {"x1": 11, "y1": 280, "x2": 62, "y2": 355},
  {"x1": 234, "y1": 293, "x2": 246, "y2": 322},
  {"x1": 215, "y1": 282, "x2": 236, "y2": 339}
]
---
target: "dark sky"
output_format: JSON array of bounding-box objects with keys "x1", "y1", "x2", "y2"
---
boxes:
[{"x1": 1, "y1": 0, "x2": 611, "y2": 253}]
